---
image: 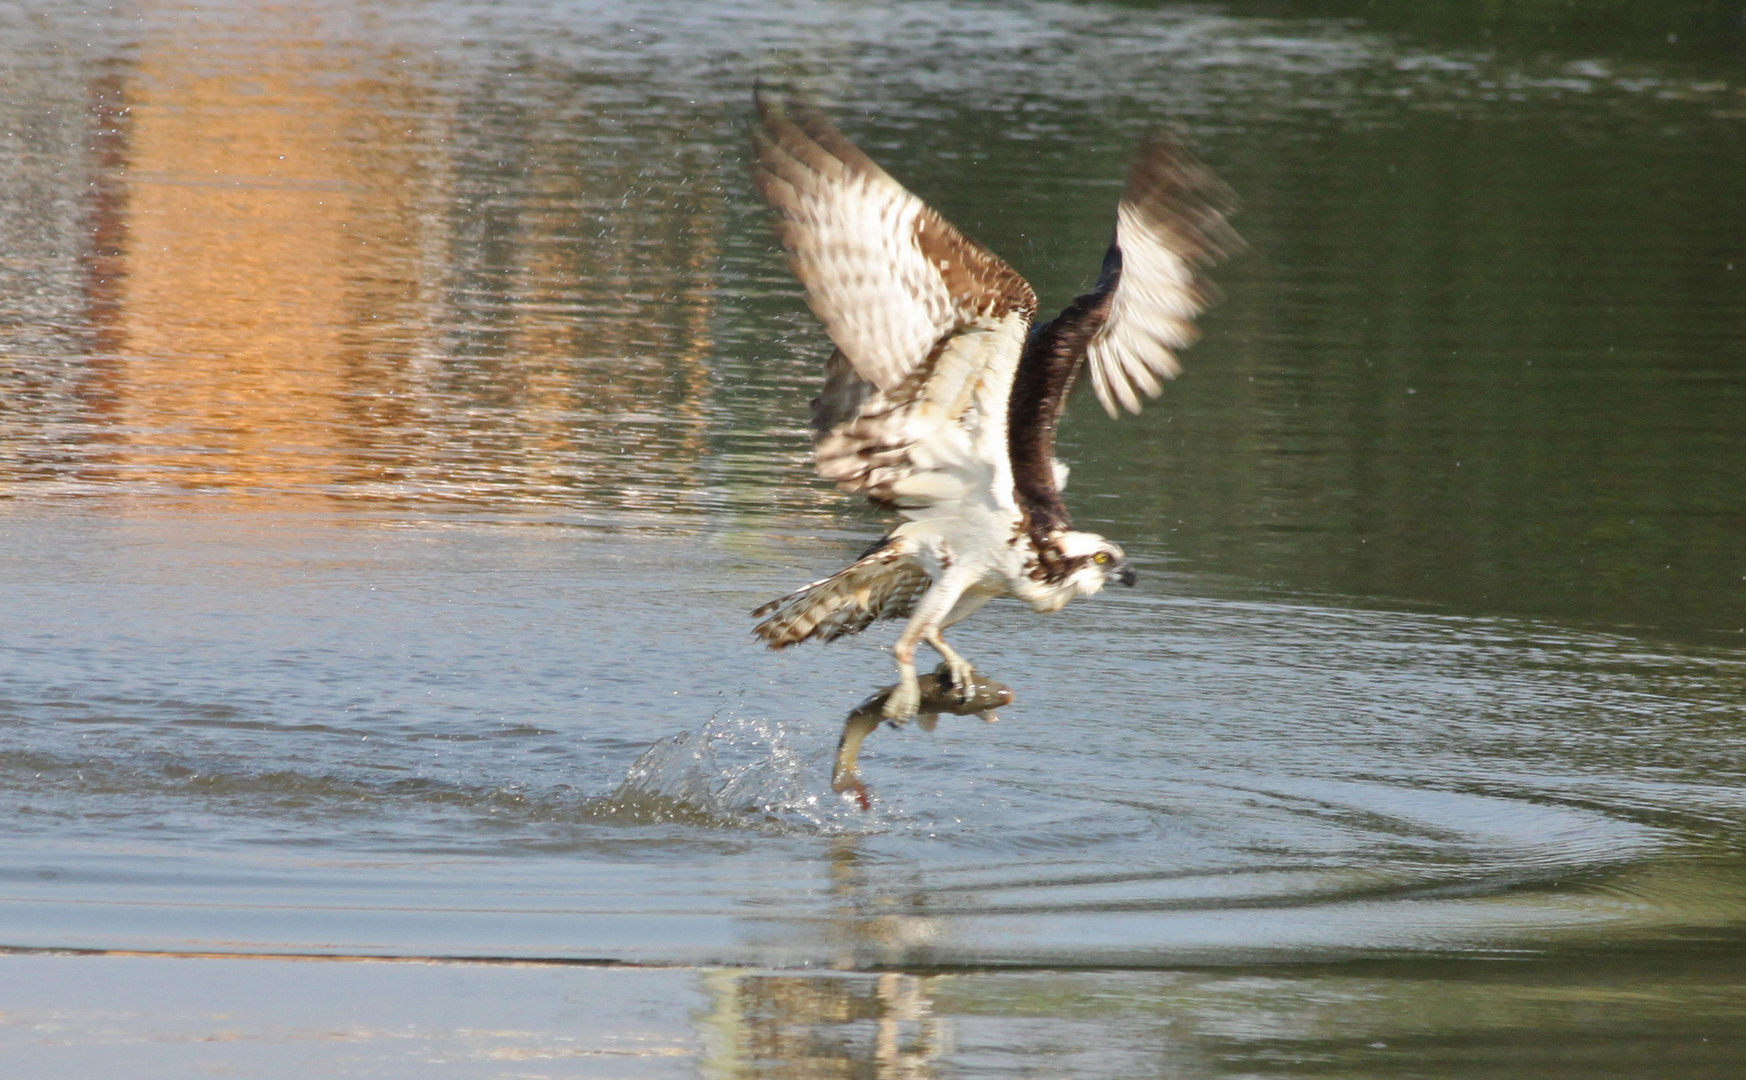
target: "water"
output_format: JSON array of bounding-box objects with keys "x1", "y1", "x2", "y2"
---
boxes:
[{"x1": 2, "y1": 0, "x2": 1745, "y2": 1074}]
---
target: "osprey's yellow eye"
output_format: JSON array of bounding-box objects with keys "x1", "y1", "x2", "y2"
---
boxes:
[{"x1": 1093, "y1": 552, "x2": 1111, "y2": 565}]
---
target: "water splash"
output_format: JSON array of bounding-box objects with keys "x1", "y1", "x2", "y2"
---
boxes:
[{"x1": 605, "y1": 713, "x2": 871, "y2": 833}]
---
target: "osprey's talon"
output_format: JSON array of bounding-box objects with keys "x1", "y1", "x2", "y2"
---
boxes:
[
  {"x1": 938, "y1": 657, "x2": 977, "y2": 703},
  {"x1": 883, "y1": 677, "x2": 921, "y2": 722}
]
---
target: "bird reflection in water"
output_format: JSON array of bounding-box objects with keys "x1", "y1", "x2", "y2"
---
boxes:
[
  {"x1": 698, "y1": 840, "x2": 949, "y2": 1079},
  {"x1": 698, "y1": 970, "x2": 945, "y2": 1080}
]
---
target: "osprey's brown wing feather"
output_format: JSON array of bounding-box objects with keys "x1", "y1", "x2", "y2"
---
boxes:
[
  {"x1": 751, "y1": 537, "x2": 931, "y2": 647},
  {"x1": 752, "y1": 92, "x2": 1036, "y2": 393}
]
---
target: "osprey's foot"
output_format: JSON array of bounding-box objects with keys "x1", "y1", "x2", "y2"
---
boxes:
[
  {"x1": 936, "y1": 658, "x2": 977, "y2": 703},
  {"x1": 882, "y1": 674, "x2": 921, "y2": 723}
]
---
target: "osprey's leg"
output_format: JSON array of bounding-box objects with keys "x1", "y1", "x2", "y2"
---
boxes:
[
  {"x1": 884, "y1": 574, "x2": 973, "y2": 722},
  {"x1": 923, "y1": 627, "x2": 976, "y2": 702},
  {"x1": 884, "y1": 644, "x2": 922, "y2": 723}
]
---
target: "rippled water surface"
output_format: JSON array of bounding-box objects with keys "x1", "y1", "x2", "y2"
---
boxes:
[{"x1": 2, "y1": 0, "x2": 1744, "y2": 1075}]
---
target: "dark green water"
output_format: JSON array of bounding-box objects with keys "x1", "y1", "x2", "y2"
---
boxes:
[
  {"x1": 1, "y1": 1, "x2": 1744, "y2": 1076},
  {"x1": 892, "y1": 66, "x2": 1746, "y2": 643}
]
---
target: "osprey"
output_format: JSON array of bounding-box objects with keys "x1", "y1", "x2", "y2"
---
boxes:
[{"x1": 750, "y1": 91, "x2": 1239, "y2": 721}]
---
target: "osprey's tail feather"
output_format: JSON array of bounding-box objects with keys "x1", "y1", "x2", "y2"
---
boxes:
[{"x1": 752, "y1": 541, "x2": 931, "y2": 648}]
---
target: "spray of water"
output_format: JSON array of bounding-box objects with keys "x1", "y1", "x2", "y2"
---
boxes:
[{"x1": 604, "y1": 712, "x2": 875, "y2": 833}]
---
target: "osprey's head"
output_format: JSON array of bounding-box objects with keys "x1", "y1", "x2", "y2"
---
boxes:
[{"x1": 1052, "y1": 530, "x2": 1137, "y2": 596}]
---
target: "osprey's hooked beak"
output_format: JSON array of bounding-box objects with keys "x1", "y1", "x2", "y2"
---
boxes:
[{"x1": 1114, "y1": 561, "x2": 1137, "y2": 588}]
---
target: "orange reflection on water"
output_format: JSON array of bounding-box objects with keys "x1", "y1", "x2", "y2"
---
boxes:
[
  {"x1": 97, "y1": 34, "x2": 408, "y2": 499},
  {"x1": 60, "y1": 12, "x2": 718, "y2": 511}
]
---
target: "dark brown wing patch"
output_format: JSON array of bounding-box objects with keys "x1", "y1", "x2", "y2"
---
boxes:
[{"x1": 913, "y1": 209, "x2": 1037, "y2": 325}]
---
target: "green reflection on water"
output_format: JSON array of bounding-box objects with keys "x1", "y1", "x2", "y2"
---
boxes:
[
  {"x1": 1230, "y1": 0, "x2": 1746, "y2": 59},
  {"x1": 1074, "y1": 106, "x2": 1746, "y2": 642},
  {"x1": 884, "y1": 80, "x2": 1746, "y2": 643}
]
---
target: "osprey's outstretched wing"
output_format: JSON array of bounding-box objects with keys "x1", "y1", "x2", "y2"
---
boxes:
[
  {"x1": 1080, "y1": 133, "x2": 1241, "y2": 417},
  {"x1": 752, "y1": 91, "x2": 1038, "y2": 514},
  {"x1": 1008, "y1": 133, "x2": 1239, "y2": 536}
]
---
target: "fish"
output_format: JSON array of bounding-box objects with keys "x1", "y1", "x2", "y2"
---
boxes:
[{"x1": 832, "y1": 664, "x2": 1015, "y2": 809}]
